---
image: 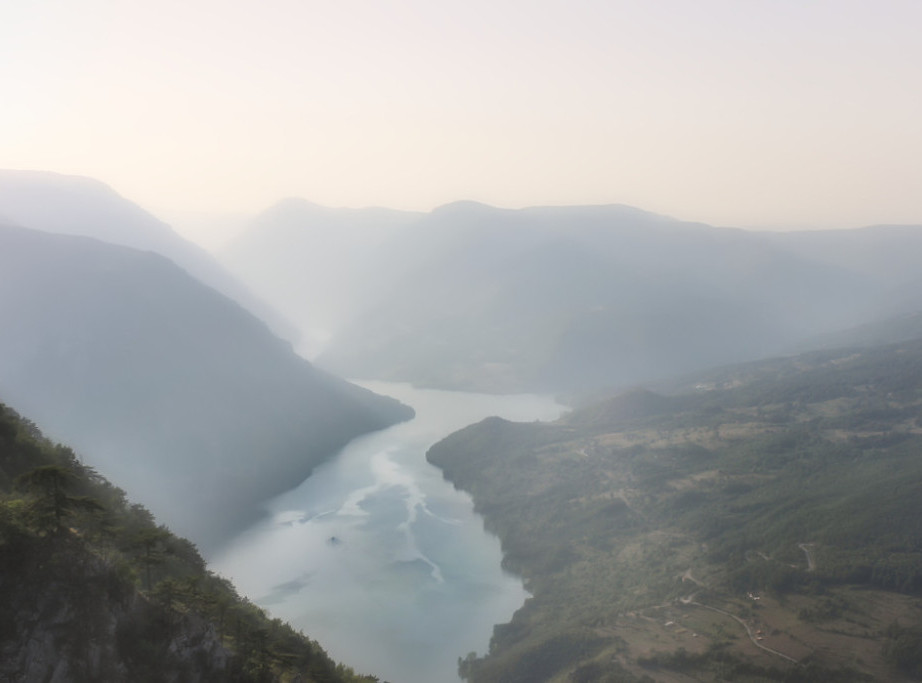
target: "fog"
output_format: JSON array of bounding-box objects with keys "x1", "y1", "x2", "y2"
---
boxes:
[
  {"x1": 3, "y1": 1, "x2": 922, "y2": 679},
  {"x1": 0, "y1": 207, "x2": 412, "y2": 551},
  {"x1": 220, "y1": 198, "x2": 421, "y2": 357},
  {"x1": 0, "y1": 171, "x2": 296, "y2": 342},
  {"x1": 219, "y1": 199, "x2": 922, "y2": 394},
  {"x1": 3, "y1": 168, "x2": 922, "y2": 681}
]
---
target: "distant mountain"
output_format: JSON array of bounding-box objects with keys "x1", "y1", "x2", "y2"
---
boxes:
[
  {"x1": 316, "y1": 202, "x2": 892, "y2": 392},
  {"x1": 0, "y1": 223, "x2": 412, "y2": 551},
  {"x1": 790, "y1": 310, "x2": 922, "y2": 354},
  {"x1": 220, "y1": 198, "x2": 422, "y2": 356},
  {"x1": 0, "y1": 170, "x2": 296, "y2": 342},
  {"x1": 428, "y1": 338, "x2": 922, "y2": 681},
  {"x1": 215, "y1": 197, "x2": 922, "y2": 393},
  {"x1": 767, "y1": 224, "x2": 922, "y2": 287}
]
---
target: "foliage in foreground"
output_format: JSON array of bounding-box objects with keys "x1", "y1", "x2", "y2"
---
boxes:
[{"x1": 0, "y1": 401, "x2": 378, "y2": 682}]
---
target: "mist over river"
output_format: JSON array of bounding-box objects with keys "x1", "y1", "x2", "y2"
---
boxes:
[{"x1": 212, "y1": 381, "x2": 565, "y2": 683}]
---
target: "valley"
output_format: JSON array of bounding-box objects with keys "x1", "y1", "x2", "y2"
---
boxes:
[
  {"x1": 213, "y1": 381, "x2": 564, "y2": 683},
  {"x1": 2, "y1": 170, "x2": 922, "y2": 682},
  {"x1": 5, "y1": 5, "x2": 921, "y2": 680}
]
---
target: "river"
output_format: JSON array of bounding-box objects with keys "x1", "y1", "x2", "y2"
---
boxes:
[{"x1": 211, "y1": 381, "x2": 565, "y2": 683}]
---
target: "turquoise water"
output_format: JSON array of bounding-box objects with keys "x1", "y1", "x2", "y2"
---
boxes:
[{"x1": 212, "y1": 381, "x2": 565, "y2": 683}]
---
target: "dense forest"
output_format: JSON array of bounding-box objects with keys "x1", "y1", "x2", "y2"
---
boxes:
[
  {"x1": 428, "y1": 339, "x2": 922, "y2": 682},
  {"x1": 0, "y1": 401, "x2": 381, "y2": 682}
]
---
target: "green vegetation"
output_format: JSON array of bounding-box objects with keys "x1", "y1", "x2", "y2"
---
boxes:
[
  {"x1": 428, "y1": 339, "x2": 922, "y2": 682},
  {"x1": 883, "y1": 622, "x2": 922, "y2": 678},
  {"x1": 0, "y1": 402, "x2": 379, "y2": 682}
]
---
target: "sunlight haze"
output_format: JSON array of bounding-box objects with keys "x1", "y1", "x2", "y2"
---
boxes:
[
  {"x1": 3, "y1": 0, "x2": 921, "y2": 236},
  {"x1": 6, "y1": 4, "x2": 922, "y2": 680}
]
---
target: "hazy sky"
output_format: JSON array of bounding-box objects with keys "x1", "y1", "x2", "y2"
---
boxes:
[{"x1": 3, "y1": 0, "x2": 921, "y2": 233}]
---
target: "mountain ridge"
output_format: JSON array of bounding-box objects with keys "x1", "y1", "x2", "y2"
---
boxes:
[
  {"x1": 0, "y1": 222, "x2": 413, "y2": 550},
  {"x1": 312, "y1": 203, "x2": 889, "y2": 392},
  {"x1": 0, "y1": 169, "x2": 297, "y2": 343},
  {"x1": 216, "y1": 195, "x2": 922, "y2": 394}
]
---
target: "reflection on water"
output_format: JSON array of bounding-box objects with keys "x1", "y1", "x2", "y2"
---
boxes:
[{"x1": 212, "y1": 382, "x2": 565, "y2": 683}]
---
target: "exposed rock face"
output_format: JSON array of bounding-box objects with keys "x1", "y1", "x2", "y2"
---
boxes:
[{"x1": 0, "y1": 535, "x2": 230, "y2": 682}]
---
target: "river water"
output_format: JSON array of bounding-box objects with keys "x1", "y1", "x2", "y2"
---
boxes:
[{"x1": 211, "y1": 381, "x2": 565, "y2": 683}]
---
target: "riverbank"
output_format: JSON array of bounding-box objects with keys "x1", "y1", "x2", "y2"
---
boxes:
[
  {"x1": 427, "y1": 344, "x2": 922, "y2": 681},
  {"x1": 212, "y1": 381, "x2": 565, "y2": 683}
]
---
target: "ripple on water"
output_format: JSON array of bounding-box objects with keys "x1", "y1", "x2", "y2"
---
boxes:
[{"x1": 212, "y1": 381, "x2": 565, "y2": 683}]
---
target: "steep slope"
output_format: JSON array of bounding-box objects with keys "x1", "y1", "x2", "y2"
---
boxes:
[
  {"x1": 0, "y1": 402, "x2": 377, "y2": 682},
  {"x1": 318, "y1": 202, "x2": 883, "y2": 392},
  {"x1": 428, "y1": 339, "x2": 922, "y2": 682},
  {"x1": 220, "y1": 198, "x2": 422, "y2": 356},
  {"x1": 0, "y1": 169, "x2": 296, "y2": 342},
  {"x1": 0, "y1": 223, "x2": 412, "y2": 551}
]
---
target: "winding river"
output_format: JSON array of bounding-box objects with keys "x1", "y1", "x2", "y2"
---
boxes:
[{"x1": 212, "y1": 381, "x2": 565, "y2": 683}]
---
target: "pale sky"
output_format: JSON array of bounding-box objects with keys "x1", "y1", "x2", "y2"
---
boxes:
[{"x1": 3, "y1": 0, "x2": 921, "y2": 234}]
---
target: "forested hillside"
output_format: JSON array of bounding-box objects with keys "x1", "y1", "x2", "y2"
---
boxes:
[
  {"x1": 428, "y1": 339, "x2": 922, "y2": 682},
  {"x1": 0, "y1": 401, "x2": 378, "y2": 682},
  {"x1": 0, "y1": 223, "x2": 412, "y2": 550}
]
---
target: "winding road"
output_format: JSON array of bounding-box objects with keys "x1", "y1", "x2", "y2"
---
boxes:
[{"x1": 687, "y1": 600, "x2": 799, "y2": 663}]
